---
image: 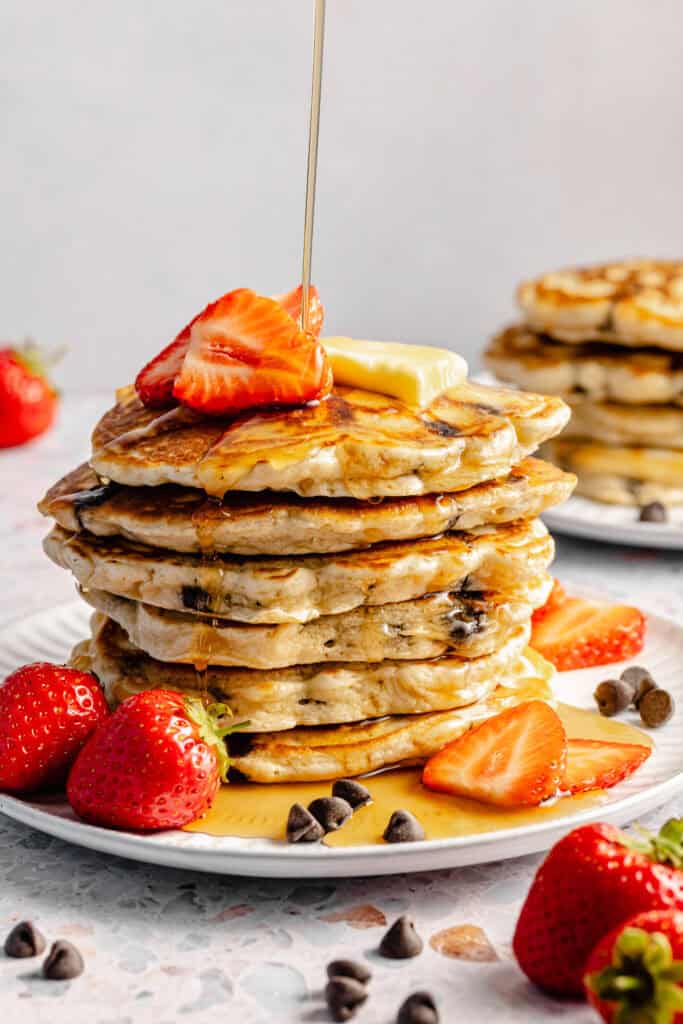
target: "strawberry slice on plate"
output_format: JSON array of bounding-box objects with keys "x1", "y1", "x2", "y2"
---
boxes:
[
  {"x1": 531, "y1": 578, "x2": 566, "y2": 626},
  {"x1": 563, "y1": 738, "x2": 651, "y2": 794},
  {"x1": 172, "y1": 288, "x2": 332, "y2": 415},
  {"x1": 531, "y1": 595, "x2": 645, "y2": 671},
  {"x1": 135, "y1": 285, "x2": 325, "y2": 409},
  {"x1": 422, "y1": 700, "x2": 567, "y2": 807}
]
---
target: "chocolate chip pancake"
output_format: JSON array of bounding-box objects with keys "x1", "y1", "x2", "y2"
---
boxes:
[
  {"x1": 563, "y1": 399, "x2": 683, "y2": 449},
  {"x1": 39, "y1": 458, "x2": 575, "y2": 556},
  {"x1": 80, "y1": 577, "x2": 552, "y2": 669},
  {"x1": 44, "y1": 518, "x2": 554, "y2": 624},
  {"x1": 546, "y1": 438, "x2": 683, "y2": 505},
  {"x1": 518, "y1": 260, "x2": 683, "y2": 350},
  {"x1": 71, "y1": 614, "x2": 531, "y2": 732},
  {"x1": 225, "y1": 649, "x2": 555, "y2": 782},
  {"x1": 88, "y1": 381, "x2": 569, "y2": 499},
  {"x1": 486, "y1": 324, "x2": 683, "y2": 406}
]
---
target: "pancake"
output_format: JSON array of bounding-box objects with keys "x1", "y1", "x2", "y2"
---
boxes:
[
  {"x1": 88, "y1": 381, "x2": 569, "y2": 499},
  {"x1": 225, "y1": 648, "x2": 555, "y2": 782},
  {"x1": 70, "y1": 614, "x2": 531, "y2": 732},
  {"x1": 44, "y1": 518, "x2": 554, "y2": 624},
  {"x1": 546, "y1": 439, "x2": 683, "y2": 505},
  {"x1": 564, "y1": 399, "x2": 683, "y2": 449},
  {"x1": 38, "y1": 458, "x2": 576, "y2": 556},
  {"x1": 517, "y1": 260, "x2": 683, "y2": 350},
  {"x1": 81, "y1": 577, "x2": 552, "y2": 669},
  {"x1": 486, "y1": 324, "x2": 683, "y2": 406}
]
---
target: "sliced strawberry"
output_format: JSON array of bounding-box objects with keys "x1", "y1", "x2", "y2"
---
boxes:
[
  {"x1": 272, "y1": 284, "x2": 324, "y2": 336},
  {"x1": 173, "y1": 288, "x2": 332, "y2": 415},
  {"x1": 530, "y1": 596, "x2": 646, "y2": 671},
  {"x1": 135, "y1": 285, "x2": 325, "y2": 409},
  {"x1": 422, "y1": 700, "x2": 567, "y2": 807},
  {"x1": 531, "y1": 578, "x2": 566, "y2": 626},
  {"x1": 563, "y1": 738, "x2": 650, "y2": 794}
]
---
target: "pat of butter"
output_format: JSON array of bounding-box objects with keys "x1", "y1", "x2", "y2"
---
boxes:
[{"x1": 322, "y1": 337, "x2": 468, "y2": 408}]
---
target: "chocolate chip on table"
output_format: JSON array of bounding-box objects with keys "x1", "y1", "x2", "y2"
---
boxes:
[
  {"x1": 639, "y1": 688, "x2": 675, "y2": 728},
  {"x1": 308, "y1": 796, "x2": 353, "y2": 833},
  {"x1": 379, "y1": 916, "x2": 424, "y2": 959},
  {"x1": 4, "y1": 921, "x2": 46, "y2": 958},
  {"x1": 383, "y1": 809, "x2": 425, "y2": 843},
  {"x1": 621, "y1": 666, "x2": 657, "y2": 708},
  {"x1": 325, "y1": 976, "x2": 368, "y2": 1021},
  {"x1": 326, "y1": 958, "x2": 371, "y2": 984},
  {"x1": 42, "y1": 940, "x2": 84, "y2": 980},
  {"x1": 594, "y1": 679, "x2": 633, "y2": 717},
  {"x1": 397, "y1": 991, "x2": 439, "y2": 1024},
  {"x1": 639, "y1": 501, "x2": 668, "y2": 523},
  {"x1": 286, "y1": 802, "x2": 324, "y2": 843},
  {"x1": 332, "y1": 779, "x2": 371, "y2": 809}
]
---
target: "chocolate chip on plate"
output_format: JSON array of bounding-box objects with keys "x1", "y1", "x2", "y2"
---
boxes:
[
  {"x1": 639, "y1": 501, "x2": 668, "y2": 523},
  {"x1": 639, "y1": 688, "x2": 675, "y2": 728},
  {"x1": 325, "y1": 976, "x2": 368, "y2": 1021},
  {"x1": 308, "y1": 796, "x2": 353, "y2": 833},
  {"x1": 379, "y1": 916, "x2": 424, "y2": 959},
  {"x1": 332, "y1": 779, "x2": 371, "y2": 809},
  {"x1": 620, "y1": 666, "x2": 655, "y2": 706},
  {"x1": 397, "y1": 991, "x2": 439, "y2": 1024},
  {"x1": 383, "y1": 809, "x2": 425, "y2": 843},
  {"x1": 4, "y1": 921, "x2": 46, "y2": 958},
  {"x1": 326, "y1": 958, "x2": 372, "y2": 984},
  {"x1": 42, "y1": 939, "x2": 84, "y2": 980},
  {"x1": 286, "y1": 803, "x2": 324, "y2": 844},
  {"x1": 594, "y1": 679, "x2": 633, "y2": 717}
]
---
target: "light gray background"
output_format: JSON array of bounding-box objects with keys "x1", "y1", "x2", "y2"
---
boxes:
[{"x1": 3, "y1": 0, "x2": 683, "y2": 392}]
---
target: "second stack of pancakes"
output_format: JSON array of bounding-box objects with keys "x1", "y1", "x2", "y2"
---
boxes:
[
  {"x1": 39, "y1": 372, "x2": 575, "y2": 783},
  {"x1": 486, "y1": 260, "x2": 683, "y2": 511}
]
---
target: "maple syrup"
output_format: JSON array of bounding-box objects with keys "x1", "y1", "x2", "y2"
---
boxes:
[{"x1": 184, "y1": 704, "x2": 652, "y2": 846}]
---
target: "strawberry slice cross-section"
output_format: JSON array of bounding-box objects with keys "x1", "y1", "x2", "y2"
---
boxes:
[{"x1": 135, "y1": 284, "x2": 326, "y2": 410}]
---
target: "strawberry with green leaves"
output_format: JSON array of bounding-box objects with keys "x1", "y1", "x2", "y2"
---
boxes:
[
  {"x1": 67, "y1": 689, "x2": 245, "y2": 831},
  {"x1": 0, "y1": 343, "x2": 58, "y2": 448},
  {"x1": 513, "y1": 819, "x2": 683, "y2": 997},
  {"x1": 584, "y1": 909, "x2": 683, "y2": 1024}
]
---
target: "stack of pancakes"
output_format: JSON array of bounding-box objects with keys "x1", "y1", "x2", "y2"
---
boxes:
[
  {"x1": 39, "y1": 376, "x2": 574, "y2": 783},
  {"x1": 486, "y1": 260, "x2": 683, "y2": 508}
]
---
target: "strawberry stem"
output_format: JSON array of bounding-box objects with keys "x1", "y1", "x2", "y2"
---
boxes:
[
  {"x1": 624, "y1": 819, "x2": 683, "y2": 868},
  {"x1": 184, "y1": 698, "x2": 249, "y2": 783},
  {"x1": 587, "y1": 927, "x2": 683, "y2": 1024}
]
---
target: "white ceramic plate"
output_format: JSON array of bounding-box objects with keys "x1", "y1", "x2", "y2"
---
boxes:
[
  {"x1": 544, "y1": 497, "x2": 683, "y2": 549},
  {"x1": 1, "y1": 600, "x2": 682, "y2": 878}
]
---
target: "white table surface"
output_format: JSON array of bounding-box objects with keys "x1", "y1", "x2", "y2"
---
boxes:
[{"x1": 2, "y1": 393, "x2": 683, "y2": 1024}]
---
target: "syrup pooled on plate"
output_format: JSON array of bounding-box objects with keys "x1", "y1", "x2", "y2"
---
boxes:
[{"x1": 184, "y1": 704, "x2": 652, "y2": 846}]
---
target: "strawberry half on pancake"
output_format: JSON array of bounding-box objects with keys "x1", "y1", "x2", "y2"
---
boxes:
[{"x1": 135, "y1": 284, "x2": 328, "y2": 413}]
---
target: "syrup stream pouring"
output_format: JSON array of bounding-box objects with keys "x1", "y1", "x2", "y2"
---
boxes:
[{"x1": 300, "y1": 0, "x2": 326, "y2": 333}]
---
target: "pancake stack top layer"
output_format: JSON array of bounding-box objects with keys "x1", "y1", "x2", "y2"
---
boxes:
[
  {"x1": 485, "y1": 259, "x2": 683, "y2": 508},
  {"x1": 39, "y1": 366, "x2": 574, "y2": 783}
]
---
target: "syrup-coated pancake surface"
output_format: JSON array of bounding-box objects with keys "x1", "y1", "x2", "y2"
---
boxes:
[
  {"x1": 486, "y1": 324, "x2": 683, "y2": 406},
  {"x1": 546, "y1": 439, "x2": 683, "y2": 506},
  {"x1": 518, "y1": 259, "x2": 683, "y2": 350},
  {"x1": 39, "y1": 458, "x2": 575, "y2": 555},
  {"x1": 44, "y1": 518, "x2": 554, "y2": 624},
  {"x1": 88, "y1": 381, "x2": 569, "y2": 499},
  {"x1": 80, "y1": 577, "x2": 551, "y2": 669},
  {"x1": 71, "y1": 614, "x2": 530, "y2": 732}
]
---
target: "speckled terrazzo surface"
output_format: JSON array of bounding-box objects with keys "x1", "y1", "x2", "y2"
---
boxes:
[{"x1": 1, "y1": 394, "x2": 683, "y2": 1023}]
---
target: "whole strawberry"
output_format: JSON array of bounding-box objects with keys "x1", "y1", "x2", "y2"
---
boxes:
[
  {"x1": 513, "y1": 820, "x2": 683, "y2": 996},
  {"x1": 0, "y1": 663, "x2": 109, "y2": 793},
  {"x1": 584, "y1": 909, "x2": 683, "y2": 1023},
  {"x1": 0, "y1": 344, "x2": 58, "y2": 448},
  {"x1": 67, "y1": 689, "x2": 240, "y2": 831}
]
